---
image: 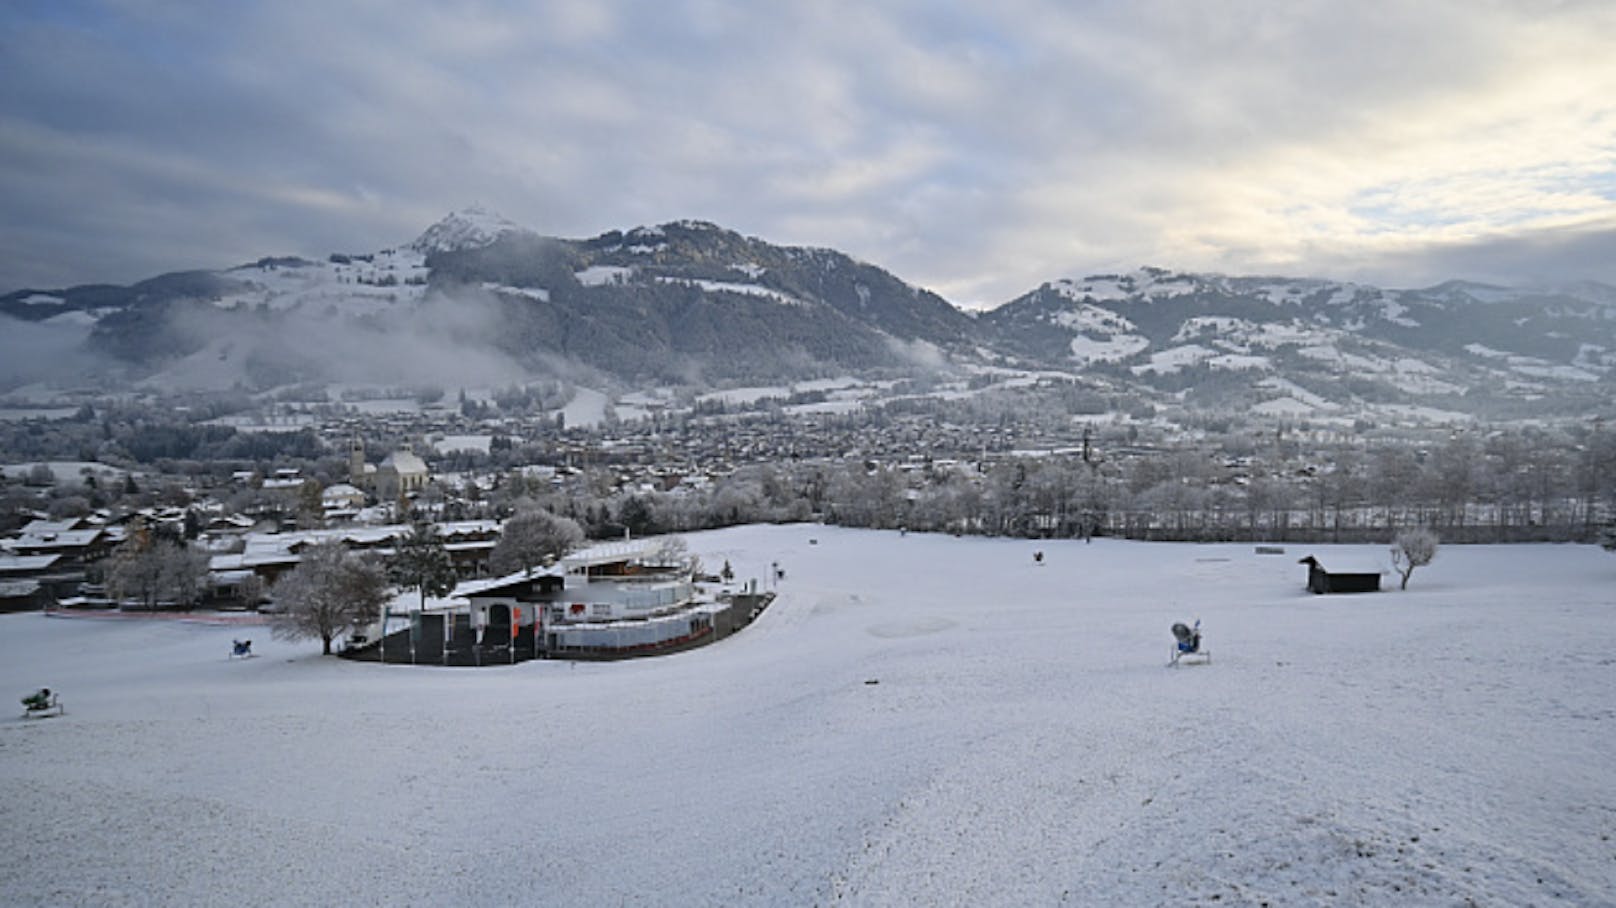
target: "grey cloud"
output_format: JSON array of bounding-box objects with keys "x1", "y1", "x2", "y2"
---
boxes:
[
  {"x1": 0, "y1": 316, "x2": 96, "y2": 390},
  {"x1": 1342, "y1": 220, "x2": 1616, "y2": 290},
  {"x1": 132, "y1": 284, "x2": 535, "y2": 392},
  {"x1": 1, "y1": 1, "x2": 1612, "y2": 309}
]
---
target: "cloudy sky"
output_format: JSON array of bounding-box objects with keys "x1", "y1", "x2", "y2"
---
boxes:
[{"x1": 2, "y1": 1, "x2": 1613, "y2": 308}]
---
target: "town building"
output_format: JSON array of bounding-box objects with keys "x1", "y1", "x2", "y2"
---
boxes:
[{"x1": 348, "y1": 539, "x2": 772, "y2": 666}]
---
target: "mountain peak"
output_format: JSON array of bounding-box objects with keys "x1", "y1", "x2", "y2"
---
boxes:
[{"x1": 409, "y1": 206, "x2": 525, "y2": 255}]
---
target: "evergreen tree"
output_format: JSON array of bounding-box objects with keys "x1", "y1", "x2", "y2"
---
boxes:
[
  {"x1": 388, "y1": 521, "x2": 457, "y2": 610},
  {"x1": 617, "y1": 495, "x2": 659, "y2": 536}
]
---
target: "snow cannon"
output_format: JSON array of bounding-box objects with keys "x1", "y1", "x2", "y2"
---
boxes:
[{"x1": 1169, "y1": 620, "x2": 1208, "y2": 667}]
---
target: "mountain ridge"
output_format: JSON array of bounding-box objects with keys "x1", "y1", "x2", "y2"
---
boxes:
[{"x1": 2, "y1": 209, "x2": 1612, "y2": 420}]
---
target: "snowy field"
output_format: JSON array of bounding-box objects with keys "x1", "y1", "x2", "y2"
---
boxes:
[{"x1": 2, "y1": 526, "x2": 1613, "y2": 906}]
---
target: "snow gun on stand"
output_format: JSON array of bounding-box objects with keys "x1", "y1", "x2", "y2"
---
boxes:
[{"x1": 1169, "y1": 619, "x2": 1209, "y2": 667}]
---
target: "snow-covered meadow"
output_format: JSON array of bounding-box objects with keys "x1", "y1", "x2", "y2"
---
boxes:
[{"x1": 2, "y1": 526, "x2": 1613, "y2": 906}]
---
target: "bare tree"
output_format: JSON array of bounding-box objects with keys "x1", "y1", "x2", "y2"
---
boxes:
[
  {"x1": 488, "y1": 507, "x2": 584, "y2": 575},
  {"x1": 647, "y1": 535, "x2": 695, "y2": 574},
  {"x1": 1390, "y1": 527, "x2": 1440, "y2": 590},
  {"x1": 105, "y1": 530, "x2": 210, "y2": 610},
  {"x1": 269, "y1": 541, "x2": 390, "y2": 655},
  {"x1": 237, "y1": 572, "x2": 266, "y2": 610}
]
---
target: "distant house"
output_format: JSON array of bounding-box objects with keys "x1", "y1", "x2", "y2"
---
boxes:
[
  {"x1": 9, "y1": 519, "x2": 110, "y2": 569},
  {"x1": 321, "y1": 483, "x2": 366, "y2": 513},
  {"x1": 206, "y1": 513, "x2": 259, "y2": 536},
  {"x1": 0, "y1": 554, "x2": 76, "y2": 601},
  {"x1": 210, "y1": 520, "x2": 502, "y2": 590},
  {"x1": 1299, "y1": 555, "x2": 1381, "y2": 594},
  {"x1": 0, "y1": 579, "x2": 50, "y2": 612}
]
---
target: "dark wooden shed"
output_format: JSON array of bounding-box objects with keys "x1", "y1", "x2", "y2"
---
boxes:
[{"x1": 1299, "y1": 555, "x2": 1381, "y2": 594}]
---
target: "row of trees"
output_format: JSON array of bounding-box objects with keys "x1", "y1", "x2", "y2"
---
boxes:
[
  {"x1": 505, "y1": 441, "x2": 1611, "y2": 547},
  {"x1": 102, "y1": 522, "x2": 211, "y2": 609}
]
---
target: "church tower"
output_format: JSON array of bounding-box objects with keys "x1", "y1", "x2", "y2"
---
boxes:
[{"x1": 349, "y1": 436, "x2": 366, "y2": 488}]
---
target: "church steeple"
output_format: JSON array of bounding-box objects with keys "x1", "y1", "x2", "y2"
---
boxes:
[{"x1": 349, "y1": 436, "x2": 366, "y2": 487}]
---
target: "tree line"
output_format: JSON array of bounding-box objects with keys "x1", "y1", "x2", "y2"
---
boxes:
[{"x1": 507, "y1": 428, "x2": 1616, "y2": 546}]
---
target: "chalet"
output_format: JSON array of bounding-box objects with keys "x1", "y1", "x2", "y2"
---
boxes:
[
  {"x1": 1299, "y1": 555, "x2": 1382, "y2": 594},
  {"x1": 321, "y1": 483, "x2": 366, "y2": 511},
  {"x1": 7, "y1": 519, "x2": 111, "y2": 569},
  {"x1": 209, "y1": 520, "x2": 502, "y2": 589},
  {"x1": 206, "y1": 513, "x2": 259, "y2": 536},
  {"x1": 0, "y1": 580, "x2": 50, "y2": 612},
  {"x1": 0, "y1": 553, "x2": 80, "y2": 601}
]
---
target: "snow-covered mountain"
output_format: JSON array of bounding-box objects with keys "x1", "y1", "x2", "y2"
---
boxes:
[
  {"x1": 0, "y1": 210, "x2": 977, "y2": 390},
  {"x1": 1, "y1": 212, "x2": 1611, "y2": 419},
  {"x1": 982, "y1": 266, "x2": 1616, "y2": 419},
  {"x1": 407, "y1": 205, "x2": 527, "y2": 255}
]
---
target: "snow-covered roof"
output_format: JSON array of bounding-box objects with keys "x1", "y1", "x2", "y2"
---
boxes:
[
  {"x1": 379, "y1": 449, "x2": 428, "y2": 476},
  {"x1": 13, "y1": 528, "x2": 103, "y2": 550},
  {"x1": 560, "y1": 539, "x2": 658, "y2": 571},
  {"x1": 1299, "y1": 554, "x2": 1386, "y2": 574},
  {"x1": 19, "y1": 517, "x2": 86, "y2": 535},
  {"x1": 454, "y1": 567, "x2": 565, "y2": 599},
  {"x1": 0, "y1": 554, "x2": 62, "y2": 572}
]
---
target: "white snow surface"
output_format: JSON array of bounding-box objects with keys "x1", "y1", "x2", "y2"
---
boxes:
[
  {"x1": 656, "y1": 276, "x2": 803, "y2": 305},
  {"x1": 1509, "y1": 361, "x2": 1601, "y2": 383},
  {"x1": 431, "y1": 434, "x2": 493, "y2": 455},
  {"x1": 1255, "y1": 376, "x2": 1333, "y2": 411},
  {"x1": 1051, "y1": 304, "x2": 1138, "y2": 336},
  {"x1": 480, "y1": 282, "x2": 549, "y2": 302},
  {"x1": 409, "y1": 207, "x2": 523, "y2": 254},
  {"x1": 697, "y1": 385, "x2": 789, "y2": 406},
  {"x1": 1054, "y1": 269, "x2": 1203, "y2": 303},
  {"x1": 3, "y1": 526, "x2": 1614, "y2": 906},
  {"x1": 41, "y1": 310, "x2": 99, "y2": 327},
  {"x1": 575, "y1": 265, "x2": 633, "y2": 287},
  {"x1": 560, "y1": 386, "x2": 608, "y2": 428},
  {"x1": 1069, "y1": 333, "x2": 1151, "y2": 364},
  {"x1": 1251, "y1": 396, "x2": 1317, "y2": 416},
  {"x1": 1131, "y1": 344, "x2": 1215, "y2": 374}
]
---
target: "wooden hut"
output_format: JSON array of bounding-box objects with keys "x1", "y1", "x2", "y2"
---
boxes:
[{"x1": 1298, "y1": 555, "x2": 1381, "y2": 594}]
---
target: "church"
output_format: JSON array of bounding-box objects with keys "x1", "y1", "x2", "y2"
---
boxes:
[{"x1": 348, "y1": 437, "x2": 431, "y2": 503}]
